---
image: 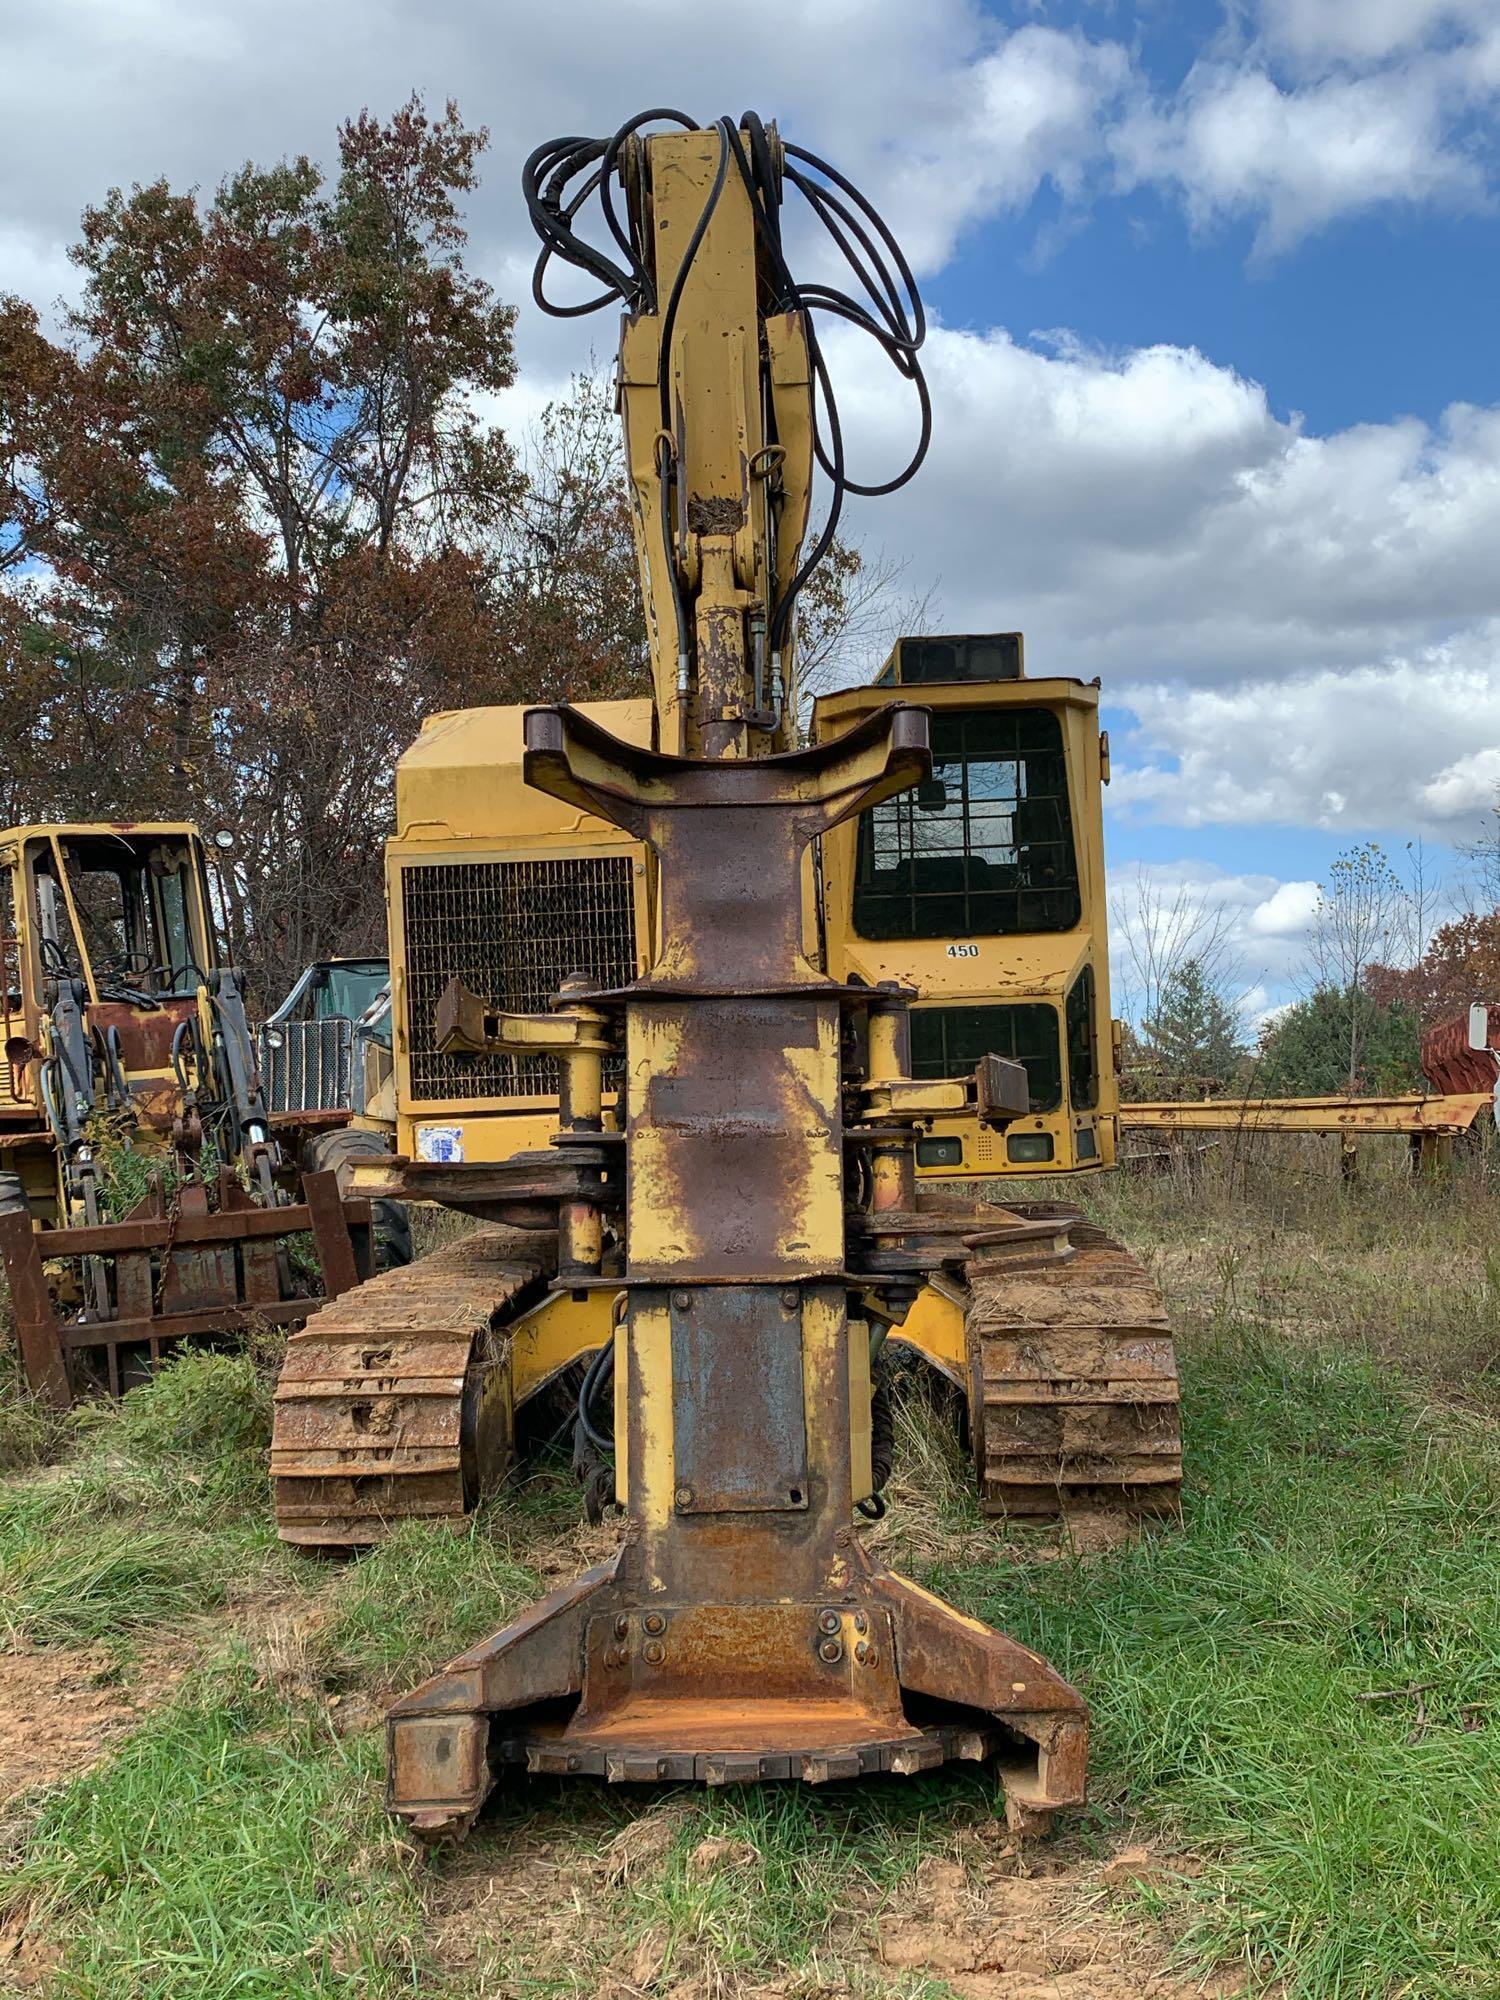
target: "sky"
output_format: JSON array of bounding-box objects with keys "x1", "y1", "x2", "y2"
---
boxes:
[{"x1": 3, "y1": 0, "x2": 1499, "y2": 1020}]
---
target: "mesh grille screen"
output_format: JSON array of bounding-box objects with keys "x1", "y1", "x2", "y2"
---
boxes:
[{"x1": 402, "y1": 855, "x2": 636, "y2": 1101}]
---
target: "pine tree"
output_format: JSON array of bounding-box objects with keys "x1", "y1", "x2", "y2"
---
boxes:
[
  {"x1": 1258, "y1": 986, "x2": 1421, "y2": 1097},
  {"x1": 1141, "y1": 958, "x2": 1245, "y2": 1097}
]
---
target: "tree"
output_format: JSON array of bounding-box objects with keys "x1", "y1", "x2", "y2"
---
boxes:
[
  {"x1": 1305, "y1": 843, "x2": 1407, "y2": 1092},
  {"x1": 0, "y1": 98, "x2": 524, "y2": 994},
  {"x1": 2, "y1": 122, "x2": 932, "y2": 998},
  {"x1": 1366, "y1": 906, "x2": 1500, "y2": 1029},
  {"x1": 1140, "y1": 957, "x2": 1246, "y2": 1097},
  {"x1": 794, "y1": 536, "x2": 940, "y2": 707},
  {"x1": 491, "y1": 373, "x2": 649, "y2": 705},
  {"x1": 1111, "y1": 865, "x2": 1240, "y2": 1039},
  {"x1": 1460, "y1": 788, "x2": 1500, "y2": 910},
  {"x1": 1258, "y1": 986, "x2": 1421, "y2": 1097}
]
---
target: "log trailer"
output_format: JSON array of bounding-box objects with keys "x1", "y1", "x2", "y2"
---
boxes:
[{"x1": 269, "y1": 111, "x2": 1181, "y2": 1838}]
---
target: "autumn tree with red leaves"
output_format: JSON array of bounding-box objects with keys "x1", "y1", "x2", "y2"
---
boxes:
[{"x1": 0, "y1": 98, "x2": 651, "y2": 997}]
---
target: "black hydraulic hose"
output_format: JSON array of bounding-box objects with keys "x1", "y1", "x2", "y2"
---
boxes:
[
  {"x1": 577, "y1": 1337, "x2": 616, "y2": 1454},
  {"x1": 521, "y1": 109, "x2": 929, "y2": 658},
  {"x1": 655, "y1": 117, "x2": 732, "y2": 437}
]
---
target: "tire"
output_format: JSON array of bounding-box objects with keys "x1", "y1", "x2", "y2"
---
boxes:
[{"x1": 303, "y1": 1127, "x2": 411, "y2": 1271}]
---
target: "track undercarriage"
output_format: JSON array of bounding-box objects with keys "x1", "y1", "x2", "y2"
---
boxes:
[{"x1": 269, "y1": 1198, "x2": 1180, "y2": 1549}]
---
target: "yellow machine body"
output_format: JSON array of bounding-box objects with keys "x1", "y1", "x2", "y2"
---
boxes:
[
  {"x1": 275, "y1": 115, "x2": 1181, "y2": 1835},
  {"x1": 378, "y1": 643, "x2": 1119, "y2": 1190}
]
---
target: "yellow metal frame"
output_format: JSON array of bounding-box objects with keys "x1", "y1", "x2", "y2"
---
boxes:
[
  {"x1": 383, "y1": 700, "x2": 655, "y2": 1167},
  {"x1": 1121, "y1": 1095, "x2": 1491, "y2": 1136}
]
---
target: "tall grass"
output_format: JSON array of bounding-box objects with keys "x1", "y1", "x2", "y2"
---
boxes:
[{"x1": 0, "y1": 1349, "x2": 281, "y2": 1645}]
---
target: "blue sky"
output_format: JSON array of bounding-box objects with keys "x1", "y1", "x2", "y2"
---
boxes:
[{"x1": 2, "y1": 0, "x2": 1499, "y2": 1018}]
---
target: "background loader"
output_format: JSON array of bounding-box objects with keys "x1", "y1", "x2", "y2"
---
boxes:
[{"x1": 0, "y1": 821, "x2": 393, "y2": 1404}]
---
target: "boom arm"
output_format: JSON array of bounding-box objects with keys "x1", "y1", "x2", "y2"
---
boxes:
[{"x1": 524, "y1": 112, "x2": 928, "y2": 759}]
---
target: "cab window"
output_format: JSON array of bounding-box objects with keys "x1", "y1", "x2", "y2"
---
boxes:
[
  {"x1": 910, "y1": 1002, "x2": 1062, "y2": 1113},
  {"x1": 1066, "y1": 965, "x2": 1098, "y2": 1109},
  {"x1": 853, "y1": 708, "x2": 1080, "y2": 939}
]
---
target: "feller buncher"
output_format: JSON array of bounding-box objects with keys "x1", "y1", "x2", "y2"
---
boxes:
[
  {"x1": 270, "y1": 110, "x2": 1181, "y2": 1838},
  {"x1": 0, "y1": 821, "x2": 388, "y2": 1402}
]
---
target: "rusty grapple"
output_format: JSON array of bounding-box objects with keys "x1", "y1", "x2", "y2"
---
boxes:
[{"x1": 385, "y1": 703, "x2": 1088, "y2": 1837}]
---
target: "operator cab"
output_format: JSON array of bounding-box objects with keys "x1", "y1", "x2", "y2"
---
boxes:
[
  {"x1": 813, "y1": 632, "x2": 1115, "y2": 1177},
  {"x1": 0, "y1": 824, "x2": 218, "y2": 1127}
]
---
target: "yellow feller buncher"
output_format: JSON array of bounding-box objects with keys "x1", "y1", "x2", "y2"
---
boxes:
[
  {"x1": 0, "y1": 822, "x2": 386, "y2": 1402},
  {"x1": 270, "y1": 110, "x2": 1181, "y2": 1836}
]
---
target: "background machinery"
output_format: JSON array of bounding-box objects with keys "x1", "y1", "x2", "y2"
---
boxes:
[
  {"x1": 270, "y1": 111, "x2": 1181, "y2": 1837},
  {"x1": 0, "y1": 821, "x2": 384, "y2": 1402}
]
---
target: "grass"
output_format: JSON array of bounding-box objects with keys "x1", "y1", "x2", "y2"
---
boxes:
[
  {"x1": 949, "y1": 1328, "x2": 1500, "y2": 1996},
  {"x1": 1, "y1": 1144, "x2": 1498, "y2": 1996},
  {"x1": 0, "y1": 1349, "x2": 282, "y2": 1647},
  {"x1": 14, "y1": 1663, "x2": 427, "y2": 2000}
]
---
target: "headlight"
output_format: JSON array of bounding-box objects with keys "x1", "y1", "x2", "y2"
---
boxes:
[
  {"x1": 916, "y1": 1136, "x2": 963, "y2": 1168},
  {"x1": 1007, "y1": 1131, "x2": 1055, "y2": 1164}
]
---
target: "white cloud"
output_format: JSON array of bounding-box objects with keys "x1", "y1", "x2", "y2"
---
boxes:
[
  {"x1": 1420, "y1": 743, "x2": 1500, "y2": 817},
  {"x1": 1106, "y1": 859, "x2": 1323, "y2": 1021},
  {"x1": 2, "y1": 0, "x2": 1499, "y2": 324},
  {"x1": 0, "y1": 1, "x2": 1128, "y2": 310},
  {"x1": 1256, "y1": 0, "x2": 1500, "y2": 66},
  {"x1": 4, "y1": 1, "x2": 1500, "y2": 857},
  {"x1": 1112, "y1": 650, "x2": 1500, "y2": 837},
  {"x1": 832, "y1": 319, "x2": 1499, "y2": 624},
  {"x1": 1114, "y1": 58, "x2": 1488, "y2": 253},
  {"x1": 1248, "y1": 880, "x2": 1323, "y2": 935},
  {"x1": 885, "y1": 25, "x2": 1132, "y2": 269}
]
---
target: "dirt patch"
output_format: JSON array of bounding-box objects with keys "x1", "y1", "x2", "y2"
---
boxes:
[
  {"x1": 422, "y1": 1793, "x2": 1243, "y2": 2000},
  {"x1": 0, "y1": 1901, "x2": 62, "y2": 1994},
  {"x1": 0, "y1": 1641, "x2": 182, "y2": 1806},
  {"x1": 876, "y1": 1844, "x2": 1242, "y2": 2000},
  {"x1": 426, "y1": 1832, "x2": 627, "y2": 1989}
]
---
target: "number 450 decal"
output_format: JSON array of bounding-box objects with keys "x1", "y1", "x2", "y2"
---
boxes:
[{"x1": 945, "y1": 943, "x2": 980, "y2": 959}]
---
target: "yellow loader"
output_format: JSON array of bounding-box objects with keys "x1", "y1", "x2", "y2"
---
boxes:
[{"x1": 269, "y1": 111, "x2": 1180, "y2": 1838}]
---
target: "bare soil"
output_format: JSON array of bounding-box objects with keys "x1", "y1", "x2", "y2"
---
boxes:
[
  {"x1": 0, "y1": 1640, "x2": 179, "y2": 1807},
  {"x1": 424, "y1": 1806, "x2": 1244, "y2": 1999}
]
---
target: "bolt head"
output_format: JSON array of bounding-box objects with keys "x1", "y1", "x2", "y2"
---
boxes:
[
  {"x1": 853, "y1": 1611, "x2": 869, "y2": 1634},
  {"x1": 614, "y1": 1615, "x2": 629, "y2": 1639},
  {"x1": 643, "y1": 1640, "x2": 666, "y2": 1665},
  {"x1": 818, "y1": 1610, "x2": 841, "y2": 1635},
  {"x1": 674, "y1": 1485, "x2": 693, "y2": 1509},
  {"x1": 671, "y1": 1290, "x2": 692, "y2": 1311},
  {"x1": 855, "y1": 1640, "x2": 870, "y2": 1663},
  {"x1": 818, "y1": 1639, "x2": 844, "y2": 1664},
  {"x1": 644, "y1": 1612, "x2": 666, "y2": 1635},
  {"x1": 781, "y1": 1288, "x2": 799, "y2": 1312}
]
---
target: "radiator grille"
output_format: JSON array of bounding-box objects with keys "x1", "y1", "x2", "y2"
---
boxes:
[
  {"x1": 402, "y1": 855, "x2": 636, "y2": 1101},
  {"x1": 257, "y1": 1019, "x2": 355, "y2": 1115}
]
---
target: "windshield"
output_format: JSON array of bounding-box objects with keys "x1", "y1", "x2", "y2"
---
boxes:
[
  {"x1": 319, "y1": 962, "x2": 390, "y2": 1022},
  {"x1": 53, "y1": 837, "x2": 203, "y2": 997}
]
